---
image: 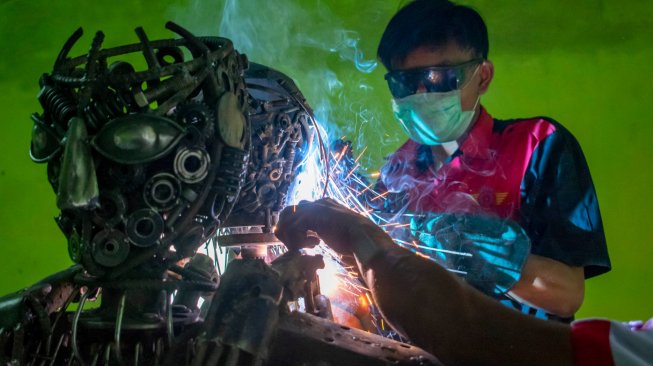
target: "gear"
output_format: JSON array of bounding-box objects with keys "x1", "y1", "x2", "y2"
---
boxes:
[{"x1": 173, "y1": 101, "x2": 216, "y2": 144}]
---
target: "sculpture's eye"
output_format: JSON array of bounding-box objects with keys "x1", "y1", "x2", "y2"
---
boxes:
[
  {"x1": 29, "y1": 114, "x2": 63, "y2": 163},
  {"x1": 91, "y1": 114, "x2": 185, "y2": 164}
]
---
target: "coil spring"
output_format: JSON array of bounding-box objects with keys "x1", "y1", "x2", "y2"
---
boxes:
[
  {"x1": 84, "y1": 90, "x2": 128, "y2": 130},
  {"x1": 281, "y1": 114, "x2": 305, "y2": 180},
  {"x1": 283, "y1": 142, "x2": 296, "y2": 176},
  {"x1": 38, "y1": 86, "x2": 77, "y2": 127},
  {"x1": 213, "y1": 147, "x2": 249, "y2": 198}
]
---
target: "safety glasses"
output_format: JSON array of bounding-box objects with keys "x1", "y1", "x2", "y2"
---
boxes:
[{"x1": 385, "y1": 58, "x2": 484, "y2": 98}]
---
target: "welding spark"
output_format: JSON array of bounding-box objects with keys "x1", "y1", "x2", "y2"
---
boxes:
[
  {"x1": 394, "y1": 238, "x2": 473, "y2": 257},
  {"x1": 344, "y1": 163, "x2": 360, "y2": 180},
  {"x1": 370, "y1": 191, "x2": 389, "y2": 202},
  {"x1": 283, "y1": 117, "x2": 473, "y2": 337},
  {"x1": 332, "y1": 144, "x2": 350, "y2": 167},
  {"x1": 379, "y1": 222, "x2": 410, "y2": 229},
  {"x1": 359, "y1": 182, "x2": 374, "y2": 195},
  {"x1": 354, "y1": 146, "x2": 368, "y2": 163}
]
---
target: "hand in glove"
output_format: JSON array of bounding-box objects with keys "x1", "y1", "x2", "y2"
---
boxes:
[{"x1": 409, "y1": 213, "x2": 531, "y2": 295}]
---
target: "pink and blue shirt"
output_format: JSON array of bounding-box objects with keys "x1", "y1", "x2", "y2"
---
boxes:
[{"x1": 378, "y1": 107, "x2": 610, "y2": 321}]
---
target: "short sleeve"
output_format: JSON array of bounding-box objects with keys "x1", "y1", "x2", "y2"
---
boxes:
[
  {"x1": 571, "y1": 318, "x2": 653, "y2": 366},
  {"x1": 519, "y1": 122, "x2": 610, "y2": 278}
]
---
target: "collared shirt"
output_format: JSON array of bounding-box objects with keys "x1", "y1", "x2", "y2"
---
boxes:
[{"x1": 377, "y1": 107, "x2": 611, "y2": 320}]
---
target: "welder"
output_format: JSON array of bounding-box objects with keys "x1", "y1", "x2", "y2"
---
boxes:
[
  {"x1": 372, "y1": 0, "x2": 610, "y2": 322},
  {"x1": 275, "y1": 198, "x2": 652, "y2": 366}
]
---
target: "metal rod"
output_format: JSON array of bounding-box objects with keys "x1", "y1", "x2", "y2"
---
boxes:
[
  {"x1": 134, "y1": 27, "x2": 160, "y2": 70},
  {"x1": 47, "y1": 334, "x2": 66, "y2": 366},
  {"x1": 224, "y1": 347, "x2": 240, "y2": 366},
  {"x1": 89, "y1": 349, "x2": 100, "y2": 366},
  {"x1": 54, "y1": 27, "x2": 83, "y2": 70},
  {"x1": 46, "y1": 285, "x2": 81, "y2": 358},
  {"x1": 203, "y1": 343, "x2": 224, "y2": 366},
  {"x1": 134, "y1": 343, "x2": 142, "y2": 366},
  {"x1": 103, "y1": 343, "x2": 111, "y2": 365},
  {"x1": 166, "y1": 291, "x2": 174, "y2": 348},
  {"x1": 114, "y1": 292, "x2": 127, "y2": 365},
  {"x1": 71, "y1": 290, "x2": 91, "y2": 366}
]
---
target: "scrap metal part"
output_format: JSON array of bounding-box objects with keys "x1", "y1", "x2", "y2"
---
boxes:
[{"x1": 0, "y1": 22, "x2": 443, "y2": 366}]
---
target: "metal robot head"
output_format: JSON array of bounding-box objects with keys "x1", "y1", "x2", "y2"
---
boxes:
[
  {"x1": 216, "y1": 63, "x2": 316, "y2": 257},
  {"x1": 30, "y1": 22, "x2": 250, "y2": 279}
]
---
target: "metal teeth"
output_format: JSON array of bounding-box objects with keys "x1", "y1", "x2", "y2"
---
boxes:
[{"x1": 173, "y1": 101, "x2": 216, "y2": 142}]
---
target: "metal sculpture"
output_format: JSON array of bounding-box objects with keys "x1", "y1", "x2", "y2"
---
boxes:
[{"x1": 0, "y1": 23, "x2": 439, "y2": 366}]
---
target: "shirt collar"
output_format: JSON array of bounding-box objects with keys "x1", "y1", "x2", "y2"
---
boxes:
[{"x1": 458, "y1": 106, "x2": 494, "y2": 159}]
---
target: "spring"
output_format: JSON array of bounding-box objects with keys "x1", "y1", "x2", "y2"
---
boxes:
[
  {"x1": 281, "y1": 113, "x2": 305, "y2": 179},
  {"x1": 84, "y1": 90, "x2": 128, "y2": 130},
  {"x1": 213, "y1": 147, "x2": 249, "y2": 198},
  {"x1": 38, "y1": 86, "x2": 77, "y2": 127}
]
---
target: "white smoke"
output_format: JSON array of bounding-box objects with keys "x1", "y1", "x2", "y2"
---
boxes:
[{"x1": 170, "y1": 0, "x2": 400, "y2": 171}]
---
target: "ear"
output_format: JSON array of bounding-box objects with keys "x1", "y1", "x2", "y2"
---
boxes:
[{"x1": 478, "y1": 60, "x2": 494, "y2": 95}]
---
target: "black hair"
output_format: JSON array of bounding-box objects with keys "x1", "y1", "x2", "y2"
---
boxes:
[{"x1": 377, "y1": 0, "x2": 489, "y2": 69}]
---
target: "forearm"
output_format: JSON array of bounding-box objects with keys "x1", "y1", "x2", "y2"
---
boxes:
[
  {"x1": 509, "y1": 254, "x2": 585, "y2": 317},
  {"x1": 357, "y1": 246, "x2": 574, "y2": 366},
  {"x1": 274, "y1": 200, "x2": 575, "y2": 364}
]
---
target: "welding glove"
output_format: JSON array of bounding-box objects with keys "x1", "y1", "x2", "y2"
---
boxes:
[
  {"x1": 275, "y1": 198, "x2": 395, "y2": 266},
  {"x1": 407, "y1": 213, "x2": 530, "y2": 295}
]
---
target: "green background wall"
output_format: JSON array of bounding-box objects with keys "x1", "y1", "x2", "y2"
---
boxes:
[{"x1": 0, "y1": 0, "x2": 651, "y2": 321}]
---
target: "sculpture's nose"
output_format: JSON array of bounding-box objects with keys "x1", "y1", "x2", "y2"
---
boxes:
[{"x1": 56, "y1": 116, "x2": 99, "y2": 210}]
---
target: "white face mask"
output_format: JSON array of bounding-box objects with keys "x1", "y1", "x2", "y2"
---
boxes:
[{"x1": 392, "y1": 89, "x2": 479, "y2": 145}]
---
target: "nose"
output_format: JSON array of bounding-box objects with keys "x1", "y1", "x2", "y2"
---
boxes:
[{"x1": 56, "y1": 116, "x2": 100, "y2": 210}]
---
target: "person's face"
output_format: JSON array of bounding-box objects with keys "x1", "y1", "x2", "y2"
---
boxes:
[{"x1": 390, "y1": 41, "x2": 494, "y2": 114}]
